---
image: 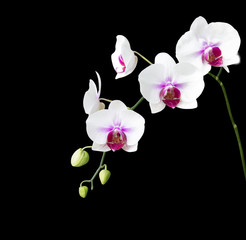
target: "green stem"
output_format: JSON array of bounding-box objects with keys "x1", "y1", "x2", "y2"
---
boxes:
[
  {"x1": 134, "y1": 51, "x2": 153, "y2": 65},
  {"x1": 130, "y1": 96, "x2": 145, "y2": 110},
  {"x1": 80, "y1": 152, "x2": 107, "y2": 190},
  {"x1": 82, "y1": 146, "x2": 92, "y2": 151},
  {"x1": 90, "y1": 152, "x2": 107, "y2": 190},
  {"x1": 208, "y1": 68, "x2": 246, "y2": 180},
  {"x1": 99, "y1": 98, "x2": 112, "y2": 103}
]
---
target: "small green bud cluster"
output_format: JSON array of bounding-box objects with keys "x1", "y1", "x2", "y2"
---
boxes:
[
  {"x1": 71, "y1": 148, "x2": 112, "y2": 198},
  {"x1": 78, "y1": 165, "x2": 111, "y2": 199}
]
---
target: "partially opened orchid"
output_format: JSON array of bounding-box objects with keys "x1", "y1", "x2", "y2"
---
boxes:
[
  {"x1": 111, "y1": 35, "x2": 138, "y2": 79},
  {"x1": 83, "y1": 71, "x2": 105, "y2": 115},
  {"x1": 176, "y1": 16, "x2": 241, "y2": 74},
  {"x1": 138, "y1": 53, "x2": 204, "y2": 113},
  {"x1": 72, "y1": 17, "x2": 245, "y2": 199}
]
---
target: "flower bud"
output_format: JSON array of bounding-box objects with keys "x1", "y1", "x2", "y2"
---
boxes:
[
  {"x1": 71, "y1": 148, "x2": 89, "y2": 167},
  {"x1": 79, "y1": 186, "x2": 88, "y2": 198},
  {"x1": 99, "y1": 169, "x2": 111, "y2": 185}
]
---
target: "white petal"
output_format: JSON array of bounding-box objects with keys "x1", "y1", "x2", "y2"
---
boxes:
[
  {"x1": 223, "y1": 65, "x2": 230, "y2": 73},
  {"x1": 206, "y1": 22, "x2": 240, "y2": 59},
  {"x1": 201, "y1": 64, "x2": 212, "y2": 76},
  {"x1": 95, "y1": 71, "x2": 102, "y2": 96},
  {"x1": 121, "y1": 45, "x2": 135, "y2": 68},
  {"x1": 223, "y1": 54, "x2": 240, "y2": 68},
  {"x1": 180, "y1": 79, "x2": 205, "y2": 102},
  {"x1": 149, "y1": 101, "x2": 166, "y2": 114},
  {"x1": 92, "y1": 142, "x2": 111, "y2": 152},
  {"x1": 122, "y1": 143, "x2": 138, "y2": 152},
  {"x1": 111, "y1": 51, "x2": 119, "y2": 71},
  {"x1": 90, "y1": 101, "x2": 105, "y2": 114},
  {"x1": 108, "y1": 100, "x2": 128, "y2": 112},
  {"x1": 86, "y1": 109, "x2": 114, "y2": 144},
  {"x1": 83, "y1": 80, "x2": 99, "y2": 114},
  {"x1": 174, "y1": 63, "x2": 205, "y2": 101},
  {"x1": 176, "y1": 31, "x2": 205, "y2": 68},
  {"x1": 173, "y1": 62, "x2": 202, "y2": 83},
  {"x1": 115, "y1": 35, "x2": 131, "y2": 50},
  {"x1": 125, "y1": 55, "x2": 138, "y2": 75},
  {"x1": 119, "y1": 110, "x2": 145, "y2": 146},
  {"x1": 155, "y1": 52, "x2": 176, "y2": 67},
  {"x1": 154, "y1": 53, "x2": 176, "y2": 82},
  {"x1": 138, "y1": 64, "x2": 168, "y2": 103},
  {"x1": 190, "y1": 16, "x2": 208, "y2": 38},
  {"x1": 177, "y1": 100, "x2": 198, "y2": 109}
]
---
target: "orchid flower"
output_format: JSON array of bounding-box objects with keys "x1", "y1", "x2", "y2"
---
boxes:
[
  {"x1": 111, "y1": 35, "x2": 138, "y2": 79},
  {"x1": 176, "y1": 16, "x2": 241, "y2": 74},
  {"x1": 86, "y1": 100, "x2": 145, "y2": 152},
  {"x1": 83, "y1": 71, "x2": 105, "y2": 115},
  {"x1": 138, "y1": 53, "x2": 204, "y2": 114}
]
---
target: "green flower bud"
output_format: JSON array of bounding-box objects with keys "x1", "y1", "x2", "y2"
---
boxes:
[
  {"x1": 79, "y1": 186, "x2": 88, "y2": 198},
  {"x1": 71, "y1": 148, "x2": 89, "y2": 167},
  {"x1": 99, "y1": 169, "x2": 111, "y2": 185}
]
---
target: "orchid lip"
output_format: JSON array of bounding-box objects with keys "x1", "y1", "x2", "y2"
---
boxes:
[
  {"x1": 107, "y1": 128, "x2": 127, "y2": 151},
  {"x1": 160, "y1": 85, "x2": 181, "y2": 108},
  {"x1": 202, "y1": 46, "x2": 223, "y2": 66}
]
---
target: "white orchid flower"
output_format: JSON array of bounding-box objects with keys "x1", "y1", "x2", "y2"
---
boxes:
[
  {"x1": 138, "y1": 53, "x2": 205, "y2": 113},
  {"x1": 86, "y1": 100, "x2": 145, "y2": 152},
  {"x1": 176, "y1": 16, "x2": 241, "y2": 74}
]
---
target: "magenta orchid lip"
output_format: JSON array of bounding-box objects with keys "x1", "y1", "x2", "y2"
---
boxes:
[
  {"x1": 107, "y1": 128, "x2": 127, "y2": 151},
  {"x1": 160, "y1": 86, "x2": 181, "y2": 109},
  {"x1": 202, "y1": 46, "x2": 223, "y2": 67}
]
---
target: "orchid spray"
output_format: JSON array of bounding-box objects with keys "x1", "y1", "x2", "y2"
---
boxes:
[{"x1": 72, "y1": 16, "x2": 245, "y2": 198}]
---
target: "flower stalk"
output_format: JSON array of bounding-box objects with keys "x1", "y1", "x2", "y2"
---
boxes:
[
  {"x1": 208, "y1": 68, "x2": 246, "y2": 180},
  {"x1": 80, "y1": 152, "x2": 107, "y2": 190},
  {"x1": 130, "y1": 96, "x2": 145, "y2": 110},
  {"x1": 134, "y1": 51, "x2": 153, "y2": 65}
]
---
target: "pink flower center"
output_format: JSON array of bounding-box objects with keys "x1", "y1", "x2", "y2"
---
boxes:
[
  {"x1": 115, "y1": 55, "x2": 126, "y2": 73},
  {"x1": 203, "y1": 47, "x2": 223, "y2": 66},
  {"x1": 107, "y1": 129, "x2": 127, "y2": 151},
  {"x1": 160, "y1": 86, "x2": 181, "y2": 108}
]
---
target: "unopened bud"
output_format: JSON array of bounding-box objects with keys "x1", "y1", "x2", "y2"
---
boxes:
[
  {"x1": 71, "y1": 148, "x2": 89, "y2": 167},
  {"x1": 79, "y1": 186, "x2": 88, "y2": 198},
  {"x1": 99, "y1": 169, "x2": 111, "y2": 185}
]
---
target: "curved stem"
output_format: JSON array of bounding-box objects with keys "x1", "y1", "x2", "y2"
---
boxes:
[
  {"x1": 82, "y1": 146, "x2": 92, "y2": 151},
  {"x1": 130, "y1": 96, "x2": 145, "y2": 110},
  {"x1": 99, "y1": 98, "x2": 112, "y2": 103},
  {"x1": 80, "y1": 152, "x2": 107, "y2": 190},
  {"x1": 208, "y1": 69, "x2": 246, "y2": 180},
  {"x1": 134, "y1": 51, "x2": 153, "y2": 65},
  {"x1": 90, "y1": 152, "x2": 107, "y2": 190}
]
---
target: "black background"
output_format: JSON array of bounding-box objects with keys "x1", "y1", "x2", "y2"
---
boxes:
[{"x1": 21, "y1": 2, "x2": 246, "y2": 235}]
